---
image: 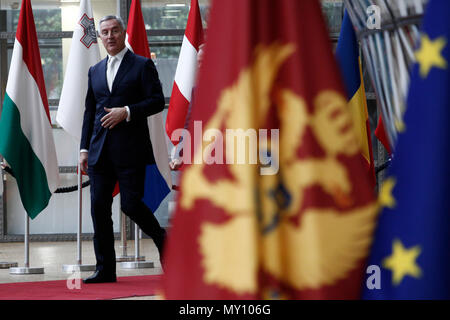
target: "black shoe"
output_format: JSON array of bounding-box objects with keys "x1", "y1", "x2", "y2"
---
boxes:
[{"x1": 82, "y1": 270, "x2": 117, "y2": 284}]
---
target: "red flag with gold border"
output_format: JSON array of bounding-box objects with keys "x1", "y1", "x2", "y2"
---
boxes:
[{"x1": 162, "y1": 0, "x2": 377, "y2": 299}]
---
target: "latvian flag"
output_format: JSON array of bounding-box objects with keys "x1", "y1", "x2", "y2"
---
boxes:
[
  {"x1": 0, "y1": 0, "x2": 59, "y2": 219},
  {"x1": 165, "y1": 0, "x2": 204, "y2": 144}
]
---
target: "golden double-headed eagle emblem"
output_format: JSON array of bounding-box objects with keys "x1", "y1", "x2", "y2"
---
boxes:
[{"x1": 180, "y1": 43, "x2": 377, "y2": 295}]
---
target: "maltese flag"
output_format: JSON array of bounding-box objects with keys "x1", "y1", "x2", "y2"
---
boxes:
[{"x1": 56, "y1": 0, "x2": 100, "y2": 141}]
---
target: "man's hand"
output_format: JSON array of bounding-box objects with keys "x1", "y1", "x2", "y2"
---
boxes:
[
  {"x1": 101, "y1": 107, "x2": 128, "y2": 129},
  {"x1": 169, "y1": 159, "x2": 183, "y2": 171},
  {"x1": 79, "y1": 152, "x2": 88, "y2": 174}
]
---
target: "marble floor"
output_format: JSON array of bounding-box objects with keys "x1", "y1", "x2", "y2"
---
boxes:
[{"x1": 0, "y1": 239, "x2": 162, "y2": 299}]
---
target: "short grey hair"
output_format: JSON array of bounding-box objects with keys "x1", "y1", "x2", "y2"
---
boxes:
[{"x1": 98, "y1": 15, "x2": 126, "y2": 31}]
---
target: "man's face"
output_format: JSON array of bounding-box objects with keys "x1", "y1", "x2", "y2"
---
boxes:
[{"x1": 99, "y1": 19, "x2": 126, "y2": 56}]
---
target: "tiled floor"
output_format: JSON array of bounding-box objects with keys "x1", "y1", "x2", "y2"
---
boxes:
[{"x1": 0, "y1": 239, "x2": 162, "y2": 299}]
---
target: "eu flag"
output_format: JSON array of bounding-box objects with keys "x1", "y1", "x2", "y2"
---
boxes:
[{"x1": 363, "y1": 0, "x2": 450, "y2": 299}]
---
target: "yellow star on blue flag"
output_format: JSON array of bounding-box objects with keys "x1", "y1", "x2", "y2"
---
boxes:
[
  {"x1": 415, "y1": 34, "x2": 447, "y2": 78},
  {"x1": 364, "y1": 0, "x2": 450, "y2": 299},
  {"x1": 382, "y1": 239, "x2": 422, "y2": 286}
]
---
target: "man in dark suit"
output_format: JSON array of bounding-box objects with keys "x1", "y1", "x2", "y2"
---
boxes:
[{"x1": 79, "y1": 15, "x2": 166, "y2": 283}]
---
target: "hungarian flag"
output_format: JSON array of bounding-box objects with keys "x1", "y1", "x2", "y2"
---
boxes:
[
  {"x1": 0, "y1": 0, "x2": 59, "y2": 219},
  {"x1": 162, "y1": 0, "x2": 377, "y2": 299},
  {"x1": 125, "y1": 0, "x2": 172, "y2": 212},
  {"x1": 56, "y1": 0, "x2": 100, "y2": 141},
  {"x1": 165, "y1": 0, "x2": 204, "y2": 144},
  {"x1": 336, "y1": 11, "x2": 376, "y2": 187}
]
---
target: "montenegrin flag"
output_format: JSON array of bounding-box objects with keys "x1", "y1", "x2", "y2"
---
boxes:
[
  {"x1": 162, "y1": 0, "x2": 377, "y2": 299},
  {"x1": 126, "y1": 0, "x2": 172, "y2": 212},
  {"x1": 0, "y1": 0, "x2": 59, "y2": 219},
  {"x1": 56, "y1": 0, "x2": 100, "y2": 141},
  {"x1": 165, "y1": 0, "x2": 204, "y2": 144}
]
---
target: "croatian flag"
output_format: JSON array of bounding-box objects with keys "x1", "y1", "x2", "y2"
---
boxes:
[{"x1": 126, "y1": 0, "x2": 172, "y2": 212}]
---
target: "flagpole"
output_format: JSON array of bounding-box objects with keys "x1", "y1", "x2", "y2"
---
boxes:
[
  {"x1": 134, "y1": 224, "x2": 143, "y2": 260},
  {"x1": 9, "y1": 212, "x2": 44, "y2": 274},
  {"x1": 116, "y1": 208, "x2": 135, "y2": 262},
  {"x1": 0, "y1": 170, "x2": 18, "y2": 269},
  {"x1": 62, "y1": 158, "x2": 95, "y2": 273},
  {"x1": 135, "y1": 224, "x2": 139, "y2": 258},
  {"x1": 24, "y1": 213, "x2": 29, "y2": 268},
  {"x1": 77, "y1": 165, "x2": 82, "y2": 264},
  {"x1": 121, "y1": 224, "x2": 153, "y2": 269}
]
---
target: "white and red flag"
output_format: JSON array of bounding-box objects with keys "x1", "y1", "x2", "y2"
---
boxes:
[{"x1": 165, "y1": 0, "x2": 204, "y2": 144}]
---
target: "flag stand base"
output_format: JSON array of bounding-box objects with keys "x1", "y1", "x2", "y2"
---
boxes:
[
  {"x1": 116, "y1": 255, "x2": 144, "y2": 262},
  {"x1": 120, "y1": 261, "x2": 154, "y2": 269},
  {"x1": 0, "y1": 262, "x2": 18, "y2": 269},
  {"x1": 62, "y1": 264, "x2": 96, "y2": 273},
  {"x1": 10, "y1": 266, "x2": 44, "y2": 274}
]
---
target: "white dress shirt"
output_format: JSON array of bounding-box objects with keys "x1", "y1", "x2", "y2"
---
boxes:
[{"x1": 106, "y1": 47, "x2": 127, "y2": 91}]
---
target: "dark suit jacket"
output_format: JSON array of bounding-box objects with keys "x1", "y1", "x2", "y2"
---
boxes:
[{"x1": 80, "y1": 50, "x2": 165, "y2": 167}]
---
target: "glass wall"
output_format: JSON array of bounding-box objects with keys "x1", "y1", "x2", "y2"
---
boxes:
[
  {"x1": 142, "y1": 0, "x2": 209, "y2": 29},
  {"x1": 321, "y1": 0, "x2": 344, "y2": 35},
  {"x1": 141, "y1": 0, "x2": 210, "y2": 97},
  {"x1": 1, "y1": 0, "x2": 343, "y2": 106},
  {"x1": 2, "y1": 1, "x2": 62, "y2": 32},
  {"x1": 0, "y1": 0, "x2": 121, "y2": 105},
  {"x1": 0, "y1": 0, "x2": 204, "y2": 237}
]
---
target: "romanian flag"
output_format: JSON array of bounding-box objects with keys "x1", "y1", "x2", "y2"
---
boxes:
[
  {"x1": 364, "y1": 0, "x2": 450, "y2": 299},
  {"x1": 162, "y1": 0, "x2": 377, "y2": 299},
  {"x1": 0, "y1": 0, "x2": 59, "y2": 219},
  {"x1": 336, "y1": 11, "x2": 376, "y2": 187}
]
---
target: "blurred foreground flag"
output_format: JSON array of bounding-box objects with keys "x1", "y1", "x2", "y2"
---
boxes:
[
  {"x1": 0, "y1": 0, "x2": 59, "y2": 219},
  {"x1": 163, "y1": 0, "x2": 377, "y2": 299},
  {"x1": 336, "y1": 11, "x2": 376, "y2": 188},
  {"x1": 363, "y1": 0, "x2": 450, "y2": 299}
]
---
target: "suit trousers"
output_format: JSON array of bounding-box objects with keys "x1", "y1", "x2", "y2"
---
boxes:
[{"x1": 87, "y1": 141, "x2": 166, "y2": 274}]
